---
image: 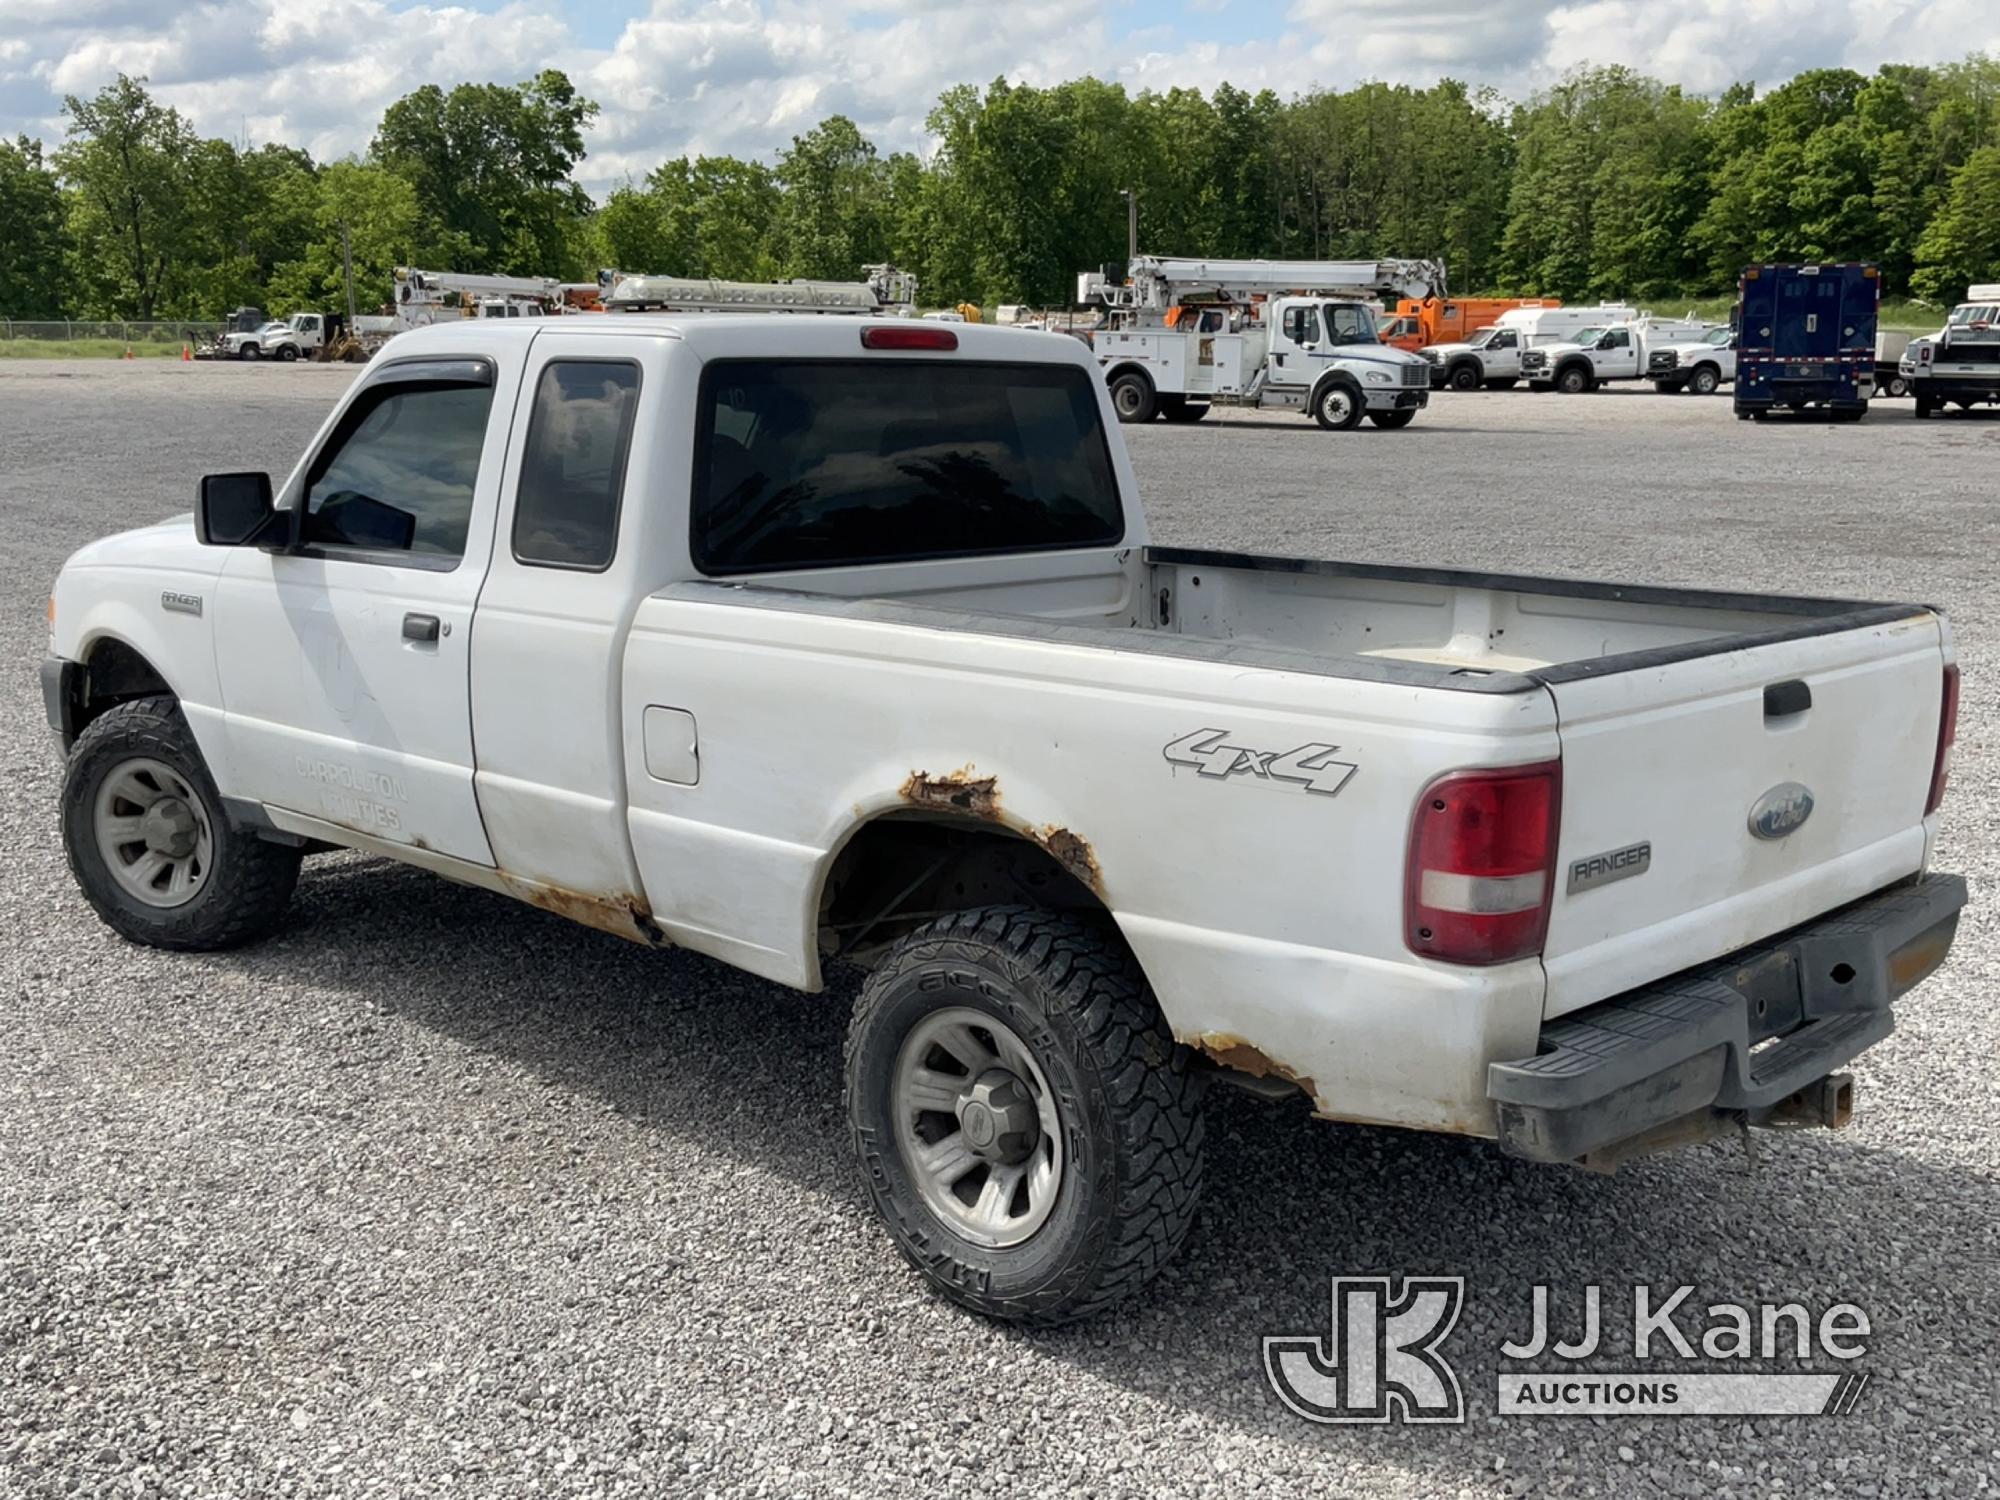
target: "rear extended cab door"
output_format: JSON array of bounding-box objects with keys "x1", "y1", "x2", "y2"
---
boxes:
[{"x1": 465, "y1": 327, "x2": 678, "y2": 938}]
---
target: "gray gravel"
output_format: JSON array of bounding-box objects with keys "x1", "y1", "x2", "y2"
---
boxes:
[{"x1": 3, "y1": 360, "x2": 1997, "y2": 1498}]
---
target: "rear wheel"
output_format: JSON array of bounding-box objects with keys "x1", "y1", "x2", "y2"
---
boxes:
[
  {"x1": 1159, "y1": 397, "x2": 1210, "y2": 423},
  {"x1": 1368, "y1": 408, "x2": 1418, "y2": 429},
  {"x1": 1555, "y1": 365, "x2": 1593, "y2": 395},
  {"x1": 1109, "y1": 372, "x2": 1156, "y2": 424},
  {"x1": 1311, "y1": 380, "x2": 1364, "y2": 431},
  {"x1": 1688, "y1": 365, "x2": 1721, "y2": 396},
  {"x1": 1879, "y1": 373, "x2": 1909, "y2": 399},
  {"x1": 1915, "y1": 392, "x2": 1937, "y2": 418},
  {"x1": 844, "y1": 908, "x2": 1204, "y2": 1325},
  {"x1": 61, "y1": 697, "x2": 301, "y2": 950}
]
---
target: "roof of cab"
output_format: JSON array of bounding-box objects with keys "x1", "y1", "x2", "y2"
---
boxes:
[{"x1": 382, "y1": 313, "x2": 1095, "y2": 367}]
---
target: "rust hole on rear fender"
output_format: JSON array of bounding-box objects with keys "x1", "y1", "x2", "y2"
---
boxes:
[
  {"x1": 1189, "y1": 1031, "x2": 1319, "y2": 1102},
  {"x1": 900, "y1": 766, "x2": 1000, "y2": 819}
]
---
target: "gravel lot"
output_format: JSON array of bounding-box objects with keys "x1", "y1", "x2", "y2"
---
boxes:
[{"x1": 3, "y1": 360, "x2": 1996, "y2": 1499}]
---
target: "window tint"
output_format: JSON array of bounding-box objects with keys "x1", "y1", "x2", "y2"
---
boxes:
[
  {"x1": 1492, "y1": 330, "x2": 1517, "y2": 349},
  {"x1": 304, "y1": 382, "x2": 493, "y2": 559},
  {"x1": 693, "y1": 360, "x2": 1124, "y2": 574},
  {"x1": 1326, "y1": 305, "x2": 1374, "y2": 343},
  {"x1": 514, "y1": 361, "x2": 640, "y2": 570}
]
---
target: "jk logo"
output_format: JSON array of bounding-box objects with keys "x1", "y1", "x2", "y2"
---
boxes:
[{"x1": 1264, "y1": 1277, "x2": 1466, "y2": 1424}]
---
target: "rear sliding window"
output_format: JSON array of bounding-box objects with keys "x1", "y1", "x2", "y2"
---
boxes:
[{"x1": 691, "y1": 359, "x2": 1124, "y2": 574}]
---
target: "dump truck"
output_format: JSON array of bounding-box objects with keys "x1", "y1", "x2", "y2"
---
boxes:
[{"x1": 1378, "y1": 297, "x2": 1560, "y2": 354}]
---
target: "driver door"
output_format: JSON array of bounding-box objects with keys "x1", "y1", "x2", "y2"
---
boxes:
[
  {"x1": 1266, "y1": 299, "x2": 1320, "y2": 390},
  {"x1": 211, "y1": 355, "x2": 521, "y2": 864},
  {"x1": 1596, "y1": 327, "x2": 1635, "y2": 376}
]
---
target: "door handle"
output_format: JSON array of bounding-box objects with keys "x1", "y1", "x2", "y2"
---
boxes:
[{"x1": 402, "y1": 612, "x2": 441, "y2": 643}]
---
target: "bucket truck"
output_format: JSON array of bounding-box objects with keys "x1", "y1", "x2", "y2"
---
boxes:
[{"x1": 1079, "y1": 257, "x2": 1442, "y2": 430}]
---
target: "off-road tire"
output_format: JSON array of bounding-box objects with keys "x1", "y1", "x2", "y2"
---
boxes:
[
  {"x1": 61, "y1": 696, "x2": 301, "y2": 950},
  {"x1": 1369, "y1": 408, "x2": 1418, "y2": 429},
  {"x1": 845, "y1": 906, "x2": 1204, "y2": 1325}
]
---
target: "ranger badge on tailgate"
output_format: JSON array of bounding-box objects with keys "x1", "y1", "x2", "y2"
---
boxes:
[{"x1": 1163, "y1": 729, "x2": 1357, "y2": 796}]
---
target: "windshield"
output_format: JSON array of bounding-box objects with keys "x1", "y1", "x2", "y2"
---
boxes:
[
  {"x1": 1568, "y1": 326, "x2": 1605, "y2": 347},
  {"x1": 1323, "y1": 303, "x2": 1378, "y2": 344},
  {"x1": 1949, "y1": 305, "x2": 1996, "y2": 327},
  {"x1": 1705, "y1": 327, "x2": 1732, "y2": 345},
  {"x1": 259, "y1": 322, "x2": 288, "y2": 336},
  {"x1": 1468, "y1": 328, "x2": 1498, "y2": 348}
]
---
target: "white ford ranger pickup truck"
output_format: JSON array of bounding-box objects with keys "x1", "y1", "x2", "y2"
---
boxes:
[{"x1": 42, "y1": 315, "x2": 1967, "y2": 1324}]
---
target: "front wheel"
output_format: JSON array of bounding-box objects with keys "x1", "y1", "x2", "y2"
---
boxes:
[
  {"x1": 1109, "y1": 373, "x2": 1156, "y2": 424},
  {"x1": 1447, "y1": 363, "x2": 1481, "y2": 392},
  {"x1": 1914, "y1": 393, "x2": 1937, "y2": 418},
  {"x1": 1368, "y1": 408, "x2": 1417, "y2": 429},
  {"x1": 844, "y1": 907, "x2": 1204, "y2": 1325},
  {"x1": 61, "y1": 696, "x2": 301, "y2": 950},
  {"x1": 1555, "y1": 365, "x2": 1593, "y2": 395},
  {"x1": 1688, "y1": 366, "x2": 1721, "y2": 396},
  {"x1": 277, "y1": 344, "x2": 299, "y2": 362},
  {"x1": 1311, "y1": 381, "x2": 1364, "y2": 430},
  {"x1": 239, "y1": 344, "x2": 260, "y2": 361}
]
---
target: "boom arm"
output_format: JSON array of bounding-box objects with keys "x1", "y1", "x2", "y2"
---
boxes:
[{"x1": 1083, "y1": 255, "x2": 1449, "y2": 309}]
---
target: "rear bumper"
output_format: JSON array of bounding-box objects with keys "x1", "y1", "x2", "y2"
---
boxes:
[
  {"x1": 1488, "y1": 873, "x2": 1966, "y2": 1164},
  {"x1": 1914, "y1": 376, "x2": 2000, "y2": 400}
]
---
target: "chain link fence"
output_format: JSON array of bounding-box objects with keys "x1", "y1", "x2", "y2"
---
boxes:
[{"x1": 1, "y1": 320, "x2": 227, "y2": 351}]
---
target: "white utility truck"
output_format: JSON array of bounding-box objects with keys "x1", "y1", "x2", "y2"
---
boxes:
[
  {"x1": 1903, "y1": 286, "x2": 2000, "y2": 417},
  {"x1": 1420, "y1": 304, "x2": 1637, "y2": 391},
  {"x1": 220, "y1": 312, "x2": 331, "y2": 362},
  {"x1": 1082, "y1": 257, "x2": 1440, "y2": 429},
  {"x1": 1648, "y1": 326, "x2": 1739, "y2": 394},
  {"x1": 43, "y1": 316, "x2": 1965, "y2": 1325},
  {"x1": 1523, "y1": 315, "x2": 1715, "y2": 392}
]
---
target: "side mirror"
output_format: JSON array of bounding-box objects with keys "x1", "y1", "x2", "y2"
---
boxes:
[{"x1": 196, "y1": 471, "x2": 278, "y2": 547}]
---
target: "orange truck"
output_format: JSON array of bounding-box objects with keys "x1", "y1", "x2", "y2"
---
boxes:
[{"x1": 1379, "y1": 297, "x2": 1559, "y2": 352}]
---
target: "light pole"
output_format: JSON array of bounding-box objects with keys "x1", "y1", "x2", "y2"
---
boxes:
[{"x1": 1120, "y1": 188, "x2": 1138, "y2": 267}]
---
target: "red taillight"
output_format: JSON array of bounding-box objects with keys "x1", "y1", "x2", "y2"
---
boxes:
[
  {"x1": 1925, "y1": 664, "x2": 1960, "y2": 816},
  {"x1": 1405, "y1": 761, "x2": 1562, "y2": 965},
  {"x1": 860, "y1": 324, "x2": 958, "y2": 351}
]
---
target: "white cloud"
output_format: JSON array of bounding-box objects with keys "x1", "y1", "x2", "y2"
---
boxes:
[{"x1": 0, "y1": 0, "x2": 1994, "y2": 194}]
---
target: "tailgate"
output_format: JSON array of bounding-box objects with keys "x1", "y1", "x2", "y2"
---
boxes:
[{"x1": 1540, "y1": 611, "x2": 1946, "y2": 1017}]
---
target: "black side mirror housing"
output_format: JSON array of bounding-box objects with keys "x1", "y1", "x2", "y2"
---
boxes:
[{"x1": 196, "y1": 471, "x2": 279, "y2": 547}]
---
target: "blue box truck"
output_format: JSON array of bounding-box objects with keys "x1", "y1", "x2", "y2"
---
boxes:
[{"x1": 1734, "y1": 262, "x2": 1878, "y2": 422}]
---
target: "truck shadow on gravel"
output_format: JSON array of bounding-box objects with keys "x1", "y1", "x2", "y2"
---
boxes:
[{"x1": 222, "y1": 853, "x2": 1990, "y2": 1488}]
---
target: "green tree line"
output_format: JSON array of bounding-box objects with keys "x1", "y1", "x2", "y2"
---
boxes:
[{"x1": 8, "y1": 57, "x2": 2000, "y2": 322}]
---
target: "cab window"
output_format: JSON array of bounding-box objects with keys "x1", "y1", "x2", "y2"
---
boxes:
[
  {"x1": 1282, "y1": 305, "x2": 1321, "y2": 345},
  {"x1": 302, "y1": 377, "x2": 494, "y2": 561},
  {"x1": 513, "y1": 361, "x2": 641, "y2": 571}
]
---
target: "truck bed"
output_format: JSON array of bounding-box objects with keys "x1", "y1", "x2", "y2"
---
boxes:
[{"x1": 694, "y1": 545, "x2": 1928, "y2": 696}]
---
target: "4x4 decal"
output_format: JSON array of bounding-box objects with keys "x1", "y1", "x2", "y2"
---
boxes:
[{"x1": 1163, "y1": 729, "x2": 1357, "y2": 796}]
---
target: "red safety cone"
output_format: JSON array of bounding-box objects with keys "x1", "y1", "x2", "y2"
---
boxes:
[
  {"x1": 122, "y1": 343, "x2": 134, "y2": 360},
  {"x1": 181, "y1": 343, "x2": 192, "y2": 361}
]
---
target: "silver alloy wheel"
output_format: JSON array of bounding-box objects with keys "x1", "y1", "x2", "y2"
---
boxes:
[
  {"x1": 93, "y1": 756, "x2": 214, "y2": 909},
  {"x1": 1318, "y1": 386, "x2": 1354, "y2": 424},
  {"x1": 892, "y1": 1006, "x2": 1064, "y2": 1248}
]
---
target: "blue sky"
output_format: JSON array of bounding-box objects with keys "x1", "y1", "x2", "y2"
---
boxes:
[{"x1": 1, "y1": 0, "x2": 1994, "y2": 193}]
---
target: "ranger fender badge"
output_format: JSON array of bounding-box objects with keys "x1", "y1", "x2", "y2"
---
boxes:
[
  {"x1": 160, "y1": 591, "x2": 203, "y2": 617},
  {"x1": 1163, "y1": 729, "x2": 1357, "y2": 796},
  {"x1": 1748, "y1": 782, "x2": 1814, "y2": 840}
]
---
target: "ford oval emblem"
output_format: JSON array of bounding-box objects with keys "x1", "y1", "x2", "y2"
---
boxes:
[{"x1": 1749, "y1": 782, "x2": 1815, "y2": 840}]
